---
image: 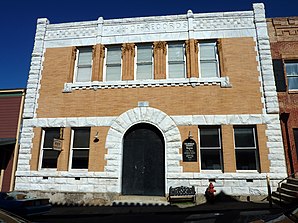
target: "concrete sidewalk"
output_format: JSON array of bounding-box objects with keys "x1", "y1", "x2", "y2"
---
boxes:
[{"x1": 45, "y1": 200, "x2": 282, "y2": 217}]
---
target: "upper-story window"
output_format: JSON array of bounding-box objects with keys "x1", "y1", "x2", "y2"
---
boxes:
[
  {"x1": 199, "y1": 42, "x2": 220, "y2": 78},
  {"x1": 74, "y1": 47, "x2": 93, "y2": 82},
  {"x1": 136, "y1": 44, "x2": 153, "y2": 80},
  {"x1": 285, "y1": 61, "x2": 298, "y2": 91},
  {"x1": 105, "y1": 46, "x2": 122, "y2": 81},
  {"x1": 168, "y1": 42, "x2": 186, "y2": 78}
]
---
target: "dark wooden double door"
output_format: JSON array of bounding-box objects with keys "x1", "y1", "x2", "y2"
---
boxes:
[{"x1": 122, "y1": 123, "x2": 165, "y2": 196}]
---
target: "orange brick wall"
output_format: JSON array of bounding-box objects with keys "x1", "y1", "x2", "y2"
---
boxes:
[
  {"x1": 221, "y1": 125, "x2": 237, "y2": 172},
  {"x1": 57, "y1": 128, "x2": 71, "y2": 171},
  {"x1": 257, "y1": 124, "x2": 270, "y2": 173},
  {"x1": 179, "y1": 126, "x2": 200, "y2": 172},
  {"x1": 30, "y1": 125, "x2": 269, "y2": 173},
  {"x1": 36, "y1": 37, "x2": 262, "y2": 118},
  {"x1": 30, "y1": 37, "x2": 268, "y2": 172},
  {"x1": 175, "y1": 124, "x2": 269, "y2": 173},
  {"x1": 30, "y1": 128, "x2": 42, "y2": 171},
  {"x1": 88, "y1": 127, "x2": 108, "y2": 172}
]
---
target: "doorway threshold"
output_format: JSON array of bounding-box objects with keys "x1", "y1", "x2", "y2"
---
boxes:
[{"x1": 113, "y1": 195, "x2": 169, "y2": 206}]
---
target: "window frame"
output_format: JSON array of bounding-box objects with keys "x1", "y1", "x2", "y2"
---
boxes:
[
  {"x1": 73, "y1": 46, "x2": 93, "y2": 83},
  {"x1": 233, "y1": 125, "x2": 260, "y2": 172},
  {"x1": 284, "y1": 60, "x2": 298, "y2": 92},
  {"x1": 39, "y1": 128, "x2": 61, "y2": 170},
  {"x1": 69, "y1": 127, "x2": 91, "y2": 171},
  {"x1": 167, "y1": 42, "x2": 186, "y2": 79},
  {"x1": 198, "y1": 41, "x2": 220, "y2": 78},
  {"x1": 135, "y1": 44, "x2": 153, "y2": 80},
  {"x1": 104, "y1": 45, "x2": 122, "y2": 82},
  {"x1": 199, "y1": 126, "x2": 223, "y2": 172}
]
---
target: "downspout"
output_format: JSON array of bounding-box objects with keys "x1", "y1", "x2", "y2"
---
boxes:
[{"x1": 280, "y1": 112, "x2": 294, "y2": 175}]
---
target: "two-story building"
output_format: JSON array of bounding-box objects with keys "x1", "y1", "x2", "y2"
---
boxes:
[
  {"x1": 267, "y1": 17, "x2": 298, "y2": 176},
  {"x1": 15, "y1": 3, "x2": 287, "y2": 205}
]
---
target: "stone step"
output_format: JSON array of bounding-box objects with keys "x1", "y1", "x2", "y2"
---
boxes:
[
  {"x1": 272, "y1": 191, "x2": 297, "y2": 203},
  {"x1": 271, "y1": 196, "x2": 291, "y2": 206},
  {"x1": 282, "y1": 182, "x2": 298, "y2": 191},
  {"x1": 277, "y1": 187, "x2": 298, "y2": 198},
  {"x1": 287, "y1": 178, "x2": 298, "y2": 186}
]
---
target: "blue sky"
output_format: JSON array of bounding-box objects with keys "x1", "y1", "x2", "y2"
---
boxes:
[{"x1": 0, "y1": 0, "x2": 297, "y2": 90}]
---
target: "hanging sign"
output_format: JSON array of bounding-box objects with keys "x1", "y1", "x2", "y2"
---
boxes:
[
  {"x1": 182, "y1": 138, "x2": 197, "y2": 162},
  {"x1": 52, "y1": 138, "x2": 63, "y2": 151}
]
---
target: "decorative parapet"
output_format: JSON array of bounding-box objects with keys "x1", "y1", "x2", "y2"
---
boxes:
[
  {"x1": 43, "y1": 9, "x2": 256, "y2": 48},
  {"x1": 253, "y1": 3, "x2": 279, "y2": 114},
  {"x1": 267, "y1": 17, "x2": 298, "y2": 42}
]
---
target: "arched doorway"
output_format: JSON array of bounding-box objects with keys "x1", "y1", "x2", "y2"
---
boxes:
[{"x1": 122, "y1": 123, "x2": 165, "y2": 196}]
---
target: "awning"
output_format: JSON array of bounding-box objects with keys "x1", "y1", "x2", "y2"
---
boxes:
[{"x1": 0, "y1": 138, "x2": 16, "y2": 146}]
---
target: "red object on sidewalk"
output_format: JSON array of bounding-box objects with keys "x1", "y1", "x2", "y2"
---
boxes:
[{"x1": 205, "y1": 183, "x2": 216, "y2": 203}]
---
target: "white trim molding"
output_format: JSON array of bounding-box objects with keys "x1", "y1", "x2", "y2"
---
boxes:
[{"x1": 62, "y1": 77, "x2": 232, "y2": 93}]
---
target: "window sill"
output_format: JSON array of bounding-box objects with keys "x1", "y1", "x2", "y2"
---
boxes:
[
  {"x1": 236, "y1": 170, "x2": 259, "y2": 173},
  {"x1": 63, "y1": 77, "x2": 232, "y2": 93},
  {"x1": 68, "y1": 169, "x2": 89, "y2": 172},
  {"x1": 288, "y1": 90, "x2": 298, "y2": 94},
  {"x1": 38, "y1": 168, "x2": 57, "y2": 172},
  {"x1": 200, "y1": 170, "x2": 223, "y2": 173}
]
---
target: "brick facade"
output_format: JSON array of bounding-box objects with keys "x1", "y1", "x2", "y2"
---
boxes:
[
  {"x1": 15, "y1": 4, "x2": 287, "y2": 205},
  {"x1": 267, "y1": 17, "x2": 298, "y2": 175}
]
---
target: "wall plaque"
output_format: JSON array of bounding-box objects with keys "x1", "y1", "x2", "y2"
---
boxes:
[{"x1": 182, "y1": 138, "x2": 197, "y2": 162}]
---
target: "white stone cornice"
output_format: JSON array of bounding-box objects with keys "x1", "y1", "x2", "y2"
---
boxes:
[{"x1": 43, "y1": 9, "x2": 256, "y2": 48}]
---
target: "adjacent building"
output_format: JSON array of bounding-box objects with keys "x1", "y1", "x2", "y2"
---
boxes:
[
  {"x1": 15, "y1": 3, "x2": 287, "y2": 205},
  {"x1": 0, "y1": 89, "x2": 25, "y2": 192},
  {"x1": 267, "y1": 17, "x2": 298, "y2": 176}
]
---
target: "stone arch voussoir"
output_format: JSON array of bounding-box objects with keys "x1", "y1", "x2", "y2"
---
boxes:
[{"x1": 104, "y1": 107, "x2": 182, "y2": 173}]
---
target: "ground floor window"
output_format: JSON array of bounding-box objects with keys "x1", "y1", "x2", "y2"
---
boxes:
[
  {"x1": 70, "y1": 127, "x2": 90, "y2": 169},
  {"x1": 234, "y1": 126, "x2": 260, "y2": 171},
  {"x1": 40, "y1": 128, "x2": 60, "y2": 169},
  {"x1": 199, "y1": 126, "x2": 222, "y2": 170}
]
